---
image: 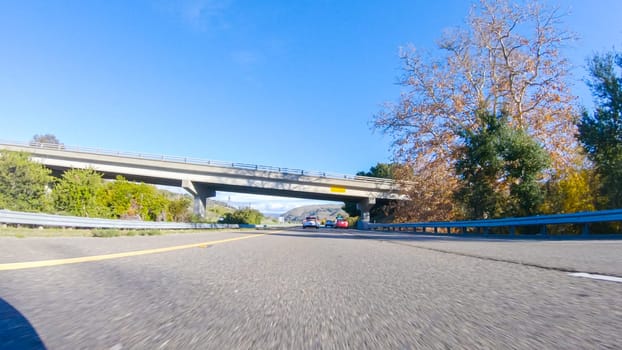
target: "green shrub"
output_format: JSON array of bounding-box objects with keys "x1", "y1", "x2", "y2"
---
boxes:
[
  {"x1": 346, "y1": 216, "x2": 359, "y2": 229},
  {"x1": 220, "y1": 208, "x2": 264, "y2": 224},
  {"x1": 91, "y1": 229, "x2": 121, "y2": 237},
  {"x1": 140, "y1": 230, "x2": 161, "y2": 236}
]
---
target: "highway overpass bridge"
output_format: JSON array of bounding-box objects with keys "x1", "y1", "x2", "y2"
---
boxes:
[{"x1": 0, "y1": 141, "x2": 405, "y2": 222}]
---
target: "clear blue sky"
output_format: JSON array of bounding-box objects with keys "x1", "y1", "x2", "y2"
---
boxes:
[{"x1": 1, "y1": 1, "x2": 621, "y2": 214}]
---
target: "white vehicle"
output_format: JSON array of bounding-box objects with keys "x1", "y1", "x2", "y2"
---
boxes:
[{"x1": 302, "y1": 216, "x2": 321, "y2": 229}]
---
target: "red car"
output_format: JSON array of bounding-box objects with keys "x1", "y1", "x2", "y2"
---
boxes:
[{"x1": 335, "y1": 218, "x2": 349, "y2": 229}]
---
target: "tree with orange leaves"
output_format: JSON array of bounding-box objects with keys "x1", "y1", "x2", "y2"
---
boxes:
[{"x1": 375, "y1": 0, "x2": 578, "y2": 221}]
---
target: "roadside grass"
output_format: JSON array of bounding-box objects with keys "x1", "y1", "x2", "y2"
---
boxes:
[
  {"x1": 0, "y1": 227, "x2": 95, "y2": 238},
  {"x1": 0, "y1": 226, "x2": 260, "y2": 238},
  {"x1": 91, "y1": 229, "x2": 163, "y2": 237}
]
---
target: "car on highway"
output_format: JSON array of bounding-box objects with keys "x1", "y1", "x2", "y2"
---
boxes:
[
  {"x1": 302, "y1": 216, "x2": 321, "y2": 229},
  {"x1": 324, "y1": 219, "x2": 335, "y2": 228},
  {"x1": 335, "y1": 218, "x2": 349, "y2": 229}
]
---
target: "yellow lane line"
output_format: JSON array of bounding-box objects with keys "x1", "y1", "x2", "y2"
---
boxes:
[{"x1": 0, "y1": 233, "x2": 269, "y2": 271}]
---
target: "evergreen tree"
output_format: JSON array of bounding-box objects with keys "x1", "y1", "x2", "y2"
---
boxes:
[
  {"x1": 578, "y1": 51, "x2": 622, "y2": 209},
  {"x1": 456, "y1": 111, "x2": 549, "y2": 219}
]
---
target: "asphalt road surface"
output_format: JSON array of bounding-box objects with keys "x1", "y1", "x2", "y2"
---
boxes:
[{"x1": 1, "y1": 229, "x2": 621, "y2": 349}]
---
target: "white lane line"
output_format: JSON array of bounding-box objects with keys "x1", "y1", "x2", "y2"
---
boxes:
[{"x1": 569, "y1": 272, "x2": 622, "y2": 283}]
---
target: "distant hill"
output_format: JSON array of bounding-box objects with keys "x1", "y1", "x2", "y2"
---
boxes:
[
  {"x1": 282, "y1": 204, "x2": 348, "y2": 222},
  {"x1": 206, "y1": 199, "x2": 236, "y2": 209},
  {"x1": 159, "y1": 188, "x2": 346, "y2": 223},
  {"x1": 204, "y1": 199, "x2": 237, "y2": 222}
]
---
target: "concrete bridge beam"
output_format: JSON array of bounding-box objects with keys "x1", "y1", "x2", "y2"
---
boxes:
[{"x1": 182, "y1": 180, "x2": 216, "y2": 218}]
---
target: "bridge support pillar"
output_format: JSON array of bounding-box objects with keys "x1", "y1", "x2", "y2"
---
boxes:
[
  {"x1": 356, "y1": 197, "x2": 376, "y2": 230},
  {"x1": 182, "y1": 180, "x2": 216, "y2": 218}
]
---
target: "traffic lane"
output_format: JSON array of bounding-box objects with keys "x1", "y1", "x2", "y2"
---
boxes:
[
  {"x1": 1, "y1": 230, "x2": 621, "y2": 349},
  {"x1": 0, "y1": 230, "x2": 270, "y2": 264},
  {"x1": 345, "y1": 230, "x2": 622, "y2": 277}
]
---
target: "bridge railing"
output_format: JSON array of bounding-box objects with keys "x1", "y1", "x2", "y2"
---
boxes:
[
  {"x1": 0, "y1": 140, "x2": 396, "y2": 186},
  {"x1": 366, "y1": 209, "x2": 622, "y2": 237}
]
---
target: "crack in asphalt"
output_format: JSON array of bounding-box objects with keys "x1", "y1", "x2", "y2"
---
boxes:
[{"x1": 344, "y1": 232, "x2": 622, "y2": 279}]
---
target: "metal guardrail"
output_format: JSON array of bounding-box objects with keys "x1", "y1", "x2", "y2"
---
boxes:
[
  {"x1": 0, "y1": 140, "x2": 396, "y2": 186},
  {"x1": 366, "y1": 209, "x2": 622, "y2": 236},
  {"x1": 0, "y1": 210, "x2": 239, "y2": 230},
  {"x1": 4, "y1": 208, "x2": 620, "y2": 235}
]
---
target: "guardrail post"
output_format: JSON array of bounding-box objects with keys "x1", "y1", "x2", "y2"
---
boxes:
[
  {"x1": 434, "y1": 227, "x2": 437, "y2": 234},
  {"x1": 509, "y1": 226, "x2": 516, "y2": 236},
  {"x1": 582, "y1": 223, "x2": 590, "y2": 237},
  {"x1": 446, "y1": 227, "x2": 451, "y2": 234},
  {"x1": 540, "y1": 224, "x2": 547, "y2": 236}
]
